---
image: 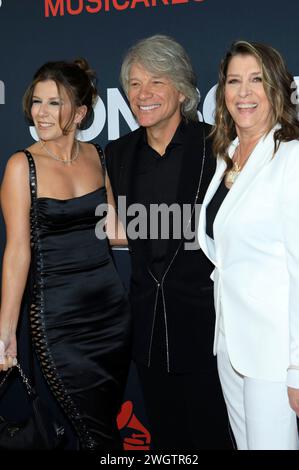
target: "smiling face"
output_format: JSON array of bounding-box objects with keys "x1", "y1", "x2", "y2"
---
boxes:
[
  {"x1": 127, "y1": 62, "x2": 185, "y2": 132},
  {"x1": 224, "y1": 54, "x2": 273, "y2": 138},
  {"x1": 31, "y1": 79, "x2": 80, "y2": 141}
]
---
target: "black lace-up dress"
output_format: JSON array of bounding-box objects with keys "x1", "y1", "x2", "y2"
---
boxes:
[{"x1": 22, "y1": 145, "x2": 131, "y2": 450}]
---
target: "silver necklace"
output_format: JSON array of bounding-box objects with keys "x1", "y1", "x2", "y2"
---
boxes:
[{"x1": 40, "y1": 140, "x2": 80, "y2": 164}]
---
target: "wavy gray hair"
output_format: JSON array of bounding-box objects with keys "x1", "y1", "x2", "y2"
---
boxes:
[{"x1": 120, "y1": 35, "x2": 199, "y2": 121}]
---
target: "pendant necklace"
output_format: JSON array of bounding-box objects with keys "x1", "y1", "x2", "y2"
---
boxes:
[
  {"x1": 225, "y1": 143, "x2": 252, "y2": 188},
  {"x1": 225, "y1": 158, "x2": 241, "y2": 188}
]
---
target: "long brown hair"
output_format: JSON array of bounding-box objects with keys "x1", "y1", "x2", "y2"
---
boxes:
[{"x1": 211, "y1": 41, "x2": 299, "y2": 171}]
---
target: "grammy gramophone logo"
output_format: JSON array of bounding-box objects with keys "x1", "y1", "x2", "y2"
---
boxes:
[{"x1": 117, "y1": 400, "x2": 151, "y2": 450}]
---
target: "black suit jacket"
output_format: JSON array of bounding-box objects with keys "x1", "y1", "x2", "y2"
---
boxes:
[{"x1": 105, "y1": 120, "x2": 216, "y2": 373}]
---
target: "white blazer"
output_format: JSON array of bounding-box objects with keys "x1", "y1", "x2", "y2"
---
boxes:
[{"x1": 198, "y1": 127, "x2": 299, "y2": 386}]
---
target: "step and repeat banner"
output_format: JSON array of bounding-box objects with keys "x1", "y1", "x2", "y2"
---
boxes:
[{"x1": 0, "y1": 0, "x2": 299, "y2": 450}]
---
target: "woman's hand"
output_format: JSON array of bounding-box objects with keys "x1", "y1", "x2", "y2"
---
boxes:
[
  {"x1": 288, "y1": 387, "x2": 299, "y2": 417},
  {"x1": 0, "y1": 334, "x2": 17, "y2": 372}
]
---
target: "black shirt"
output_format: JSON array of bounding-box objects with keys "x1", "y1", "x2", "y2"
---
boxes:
[
  {"x1": 206, "y1": 176, "x2": 229, "y2": 239},
  {"x1": 133, "y1": 121, "x2": 185, "y2": 278}
]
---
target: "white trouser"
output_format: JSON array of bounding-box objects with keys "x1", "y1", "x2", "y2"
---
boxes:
[{"x1": 217, "y1": 328, "x2": 299, "y2": 450}]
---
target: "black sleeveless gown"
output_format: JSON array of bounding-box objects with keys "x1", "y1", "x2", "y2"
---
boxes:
[{"x1": 23, "y1": 145, "x2": 131, "y2": 450}]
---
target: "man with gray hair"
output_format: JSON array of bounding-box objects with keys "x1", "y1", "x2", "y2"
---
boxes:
[{"x1": 106, "y1": 35, "x2": 231, "y2": 450}]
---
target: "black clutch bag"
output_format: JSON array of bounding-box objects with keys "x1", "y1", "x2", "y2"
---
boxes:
[{"x1": 0, "y1": 364, "x2": 65, "y2": 450}]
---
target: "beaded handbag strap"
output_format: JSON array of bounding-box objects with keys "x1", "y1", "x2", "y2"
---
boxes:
[
  {"x1": 0, "y1": 367, "x2": 13, "y2": 388},
  {"x1": 0, "y1": 363, "x2": 35, "y2": 397}
]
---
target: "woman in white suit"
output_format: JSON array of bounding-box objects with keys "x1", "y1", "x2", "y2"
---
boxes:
[{"x1": 198, "y1": 40, "x2": 299, "y2": 450}]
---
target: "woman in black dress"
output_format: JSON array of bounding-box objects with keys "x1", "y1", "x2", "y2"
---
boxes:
[{"x1": 0, "y1": 59, "x2": 131, "y2": 450}]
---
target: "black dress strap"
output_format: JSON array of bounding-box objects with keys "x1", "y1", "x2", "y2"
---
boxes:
[
  {"x1": 22, "y1": 149, "x2": 38, "y2": 204},
  {"x1": 93, "y1": 143, "x2": 106, "y2": 175}
]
